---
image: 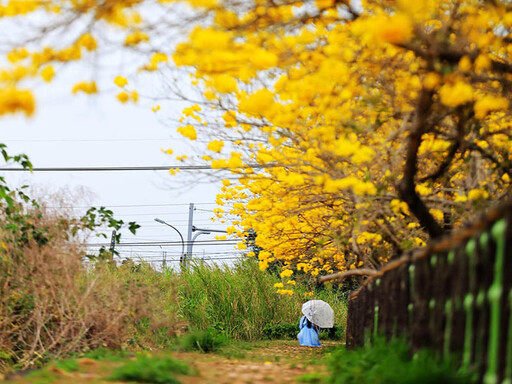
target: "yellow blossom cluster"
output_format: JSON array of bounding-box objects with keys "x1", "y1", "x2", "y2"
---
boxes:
[{"x1": 2, "y1": 0, "x2": 512, "y2": 288}]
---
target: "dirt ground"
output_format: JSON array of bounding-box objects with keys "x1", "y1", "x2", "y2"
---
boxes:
[{"x1": 4, "y1": 341, "x2": 340, "y2": 384}]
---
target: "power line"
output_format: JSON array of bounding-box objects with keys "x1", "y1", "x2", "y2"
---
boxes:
[
  {"x1": 2, "y1": 138, "x2": 176, "y2": 142},
  {"x1": 0, "y1": 163, "x2": 273, "y2": 172},
  {"x1": 86, "y1": 240, "x2": 239, "y2": 246},
  {"x1": 110, "y1": 256, "x2": 246, "y2": 263},
  {"x1": 44, "y1": 202, "x2": 218, "y2": 209}
]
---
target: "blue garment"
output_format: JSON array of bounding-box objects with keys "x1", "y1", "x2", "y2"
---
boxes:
[{"x1": 297, "y1": 316, "x2": 321, "y2": 347}]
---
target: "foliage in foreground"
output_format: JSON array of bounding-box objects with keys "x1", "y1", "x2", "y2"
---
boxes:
[
  {"x1": 326, "y1": 338, "x2": 475, "y2": 384},
  {"x1": 107, "y1": 355, "x2": 190, "y2": 384}
]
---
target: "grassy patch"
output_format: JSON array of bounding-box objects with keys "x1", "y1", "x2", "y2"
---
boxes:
[
  {"x1": 217, "y1": 340, "x2": 254, "y2": 359},
  {"x1": 82, "y1": 347, "x2": 130, "y2": 361},
  {"x1": 326, "y1": 338, "x2": 475, "y2": 384},
  {"x1": 107, "y1": 355, "x2": 190, "y2": 384},
  {"x1": 52, "y1": 358, "x2": 79, "y2": 372},
  {"x1": 296, "y1": 372, "x2": 326, "y2": 383},
  {"x1": 176, "y1": 260, "x2": 348, "y2": 341},
  {"x1": 179, "y1": 328, "x2": 229, "y2": 353}
]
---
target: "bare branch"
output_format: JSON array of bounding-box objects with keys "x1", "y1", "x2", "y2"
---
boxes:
[{"x1": 318, "y1": 268, "x2": 378, "y2": 283}]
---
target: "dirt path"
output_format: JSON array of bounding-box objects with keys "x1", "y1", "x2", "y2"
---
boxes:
[{"x1": 5, "y1": 341, "x2": 339, "y2": 384}]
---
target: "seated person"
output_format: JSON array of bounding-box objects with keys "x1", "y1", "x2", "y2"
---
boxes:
[{"x1": 297, "y1": 316, "x2": 321, "y2": 347}]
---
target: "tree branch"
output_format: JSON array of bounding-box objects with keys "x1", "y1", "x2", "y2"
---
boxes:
[
  {"x1": 317, "y1": 268, "x2": 378, "y2": 283},
  {"x1": 419, "y1": 107, "x2": 469, "y2": 182},
  {"x1": 397, "y1": 88, "x2": 444, "y2": 238}
]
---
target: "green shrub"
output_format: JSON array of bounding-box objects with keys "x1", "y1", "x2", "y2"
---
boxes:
[
  {"x1": 326, "y1": 338, "x2": 475, "y2": 384},
  {"x1": 179, "y1": 328, "x2": 228, "y2": 353},
  {"x1": 107, "y1": 355, "x2": 190, "y2": 384}
]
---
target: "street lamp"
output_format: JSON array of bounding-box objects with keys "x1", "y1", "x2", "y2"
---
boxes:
[
  {"x1": 154, "y1": 218, "x2": 185, "y2": 266},
  {"x1": 186, "y1": 226, "x2": 228, "y2": 261}
]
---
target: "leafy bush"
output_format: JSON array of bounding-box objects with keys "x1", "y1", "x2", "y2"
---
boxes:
[
  {"x1": 179, "y1": 328, "x2": 228, "y2": 353},
  {"x1": 107, "y1": 355, "x2": 190, "y2": 384},
  {"x1": 262, "y1": 323, "x2": 298, "y2": 339},
  {"x1": 326, "y1": 338, "x2": 475, "y2": 384}
]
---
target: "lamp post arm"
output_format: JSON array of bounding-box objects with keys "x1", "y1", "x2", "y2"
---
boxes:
[{"x1": 154, "y1": 218, "x2": 185, "y2": 260}]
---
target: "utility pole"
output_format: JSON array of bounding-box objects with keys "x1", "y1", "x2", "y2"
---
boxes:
[
  {"x1": 185, "y1": 203, "x2": 194, "y2": 266},
  {"x1": 109, "y1": 230, "x2": 116, "y2": 263}
]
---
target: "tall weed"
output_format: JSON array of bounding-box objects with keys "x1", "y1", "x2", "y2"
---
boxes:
[
  {"x1": 0, "y1": 206, "x2": 178, "y2": 371},
  {"x1": 175, "y1": 260, "x2": 347, "y2": 340}
]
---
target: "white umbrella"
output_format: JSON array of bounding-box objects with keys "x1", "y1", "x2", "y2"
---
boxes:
[{"x1": 301, "y1": 300, "x2": 335, "y2": 328}]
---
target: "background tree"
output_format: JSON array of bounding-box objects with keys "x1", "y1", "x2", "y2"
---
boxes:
[{"x1": 1, "y1": 0, "x2": 512, "y2": 286}]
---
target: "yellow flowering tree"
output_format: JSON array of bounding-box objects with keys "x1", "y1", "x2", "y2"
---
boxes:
[{"x1": 2, "y1": 0, "x2": 512, "y2": 284}]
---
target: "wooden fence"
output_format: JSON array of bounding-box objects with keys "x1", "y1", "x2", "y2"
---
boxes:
[{"x1": 345, "y1": 205, "x2": 512, "y2": 383}]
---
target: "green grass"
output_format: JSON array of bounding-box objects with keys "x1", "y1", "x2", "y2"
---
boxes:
[
  {"x1": 81, "y1": 348, "x2": 130, "y2": 361},
  {"x1": 296, "y1": 372, "x2": 326, "y2": 383},
  {"x1": 178, "y1": 328, "x2": 229, "y2": 353},
  {"x1": 175, "y1": 259, "x2": 347, "y2": 341},
  {"x1": 106, "y1": 355, "x2": 190, "y2": 384},
  {"x1": 326, "y1": 338, "x2": 475, "y2": 384},
  {"x1": 52, "y1": 358, "x2": 79, "y2": 372}
]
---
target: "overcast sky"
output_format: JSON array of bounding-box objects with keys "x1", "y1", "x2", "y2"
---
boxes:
[{"x1": 1, "y1": 75, "x2": 242, "y2": 269}]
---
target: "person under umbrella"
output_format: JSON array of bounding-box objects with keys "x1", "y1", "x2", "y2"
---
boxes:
[
  {"x1": 298, "y1": 315, "x2": 321, "y2": 347},
  {"x1": 298, "y1": 300, "x2": 334, "y2": 347}
]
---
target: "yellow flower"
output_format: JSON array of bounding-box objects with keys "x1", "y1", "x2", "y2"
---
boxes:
[
  {"x1": 207, "y1": 74, "x2": 238, "y2": 93},
  {"x1": 0, "y1": 87, "x2": 35, "y2": 117},
  {"x1": 468, "y1": 189, "x2": 489, "y2": 200},
  {"x1": 439, "y1": 81, "x2": 473, "y2": 107},
  {"x1": 375, "y1": 13, "x2": 414, "y2": 45},
  {"x1": 458, "y1": 56, "x2": 471, "y2": 72},
  {"x1": 116, "y1": 91, "x2": 129, "y2": 103},
  {"x1": 474, "y1": 54, "x2": 491, "y2": 72},
  {"x1": 423, "y1": 72, "x2": 440, "y2": 90},
  {"x1": 76, "y1": 33, "x2": 97, "y2": 51},
  {"x1": 177, "y1": 124, "x2": 197, "y2": 140},
  {"x1": 238, "y1": 89, "x2": 274, "y2": 116},
  {"x1": 114, "y1": 76, "x2": 128, "y2": 87},
  {"x1": 280, "y1": 269, "x2": 293, "y2": 278},
  {"x1": 152, "y1": 105, "x2": 161, "y2": 112},
  {"x1": 274, "y1": 282, "x2": 284, "y2": 288},
  {"x1": 183, "y1": 104, "x2": 201, "y2": 116},
  {"x1": 474, "y1": 96, "x2": 509, "y2": 119},
  {"x1": 207, "y1": 140, "x2": 224, "y2": 153},
  {"x1": 124, "y1": 30, "x2": 149, "y2": 46},
  {"x1": 40, "y1": 65, "x2": 55, "y2": 82},
  {"x1": 356, "y1": 232, "x2": 382, "y2": 245},
  {"x1": 72, "y1": 81, "x2": 97, "y2": 94},
  {"x1": 429, "y1": 209, "x2": 444, "y2": 222},
  {"x1": 315, "y1": 0, "x2": 335, "y2": 9},
  {"x1": 223, "y1": 111, "x2": 237, "y2": 128}
]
